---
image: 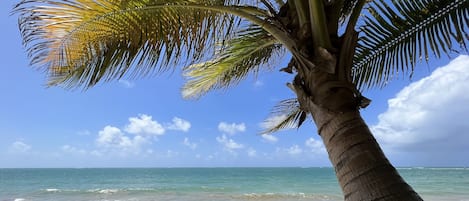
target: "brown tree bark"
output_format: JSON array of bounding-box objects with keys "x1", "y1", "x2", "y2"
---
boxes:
[
  {"x1": 313, "y1": 106, "x2": 423, "y2": 201},
  {"x1": 290, "y1": 56, "x2": 424, "y2": 200}
]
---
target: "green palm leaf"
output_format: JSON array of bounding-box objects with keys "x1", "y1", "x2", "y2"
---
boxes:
[
  {"x1": 182, "y1": 26, "x2": 283, "y2": 99},
  {"x1": 340, "y1": 0, "x2": 361, "y2": 24},
  {"x1": 261, "y1": 98, "x2": 308, "y2": 134},
  {"x1": 352, "y1": 0, "x2": 469, "y2": 89},
  {"x1": 15, "y1": 0, "x2": 270, "y2": 89}
]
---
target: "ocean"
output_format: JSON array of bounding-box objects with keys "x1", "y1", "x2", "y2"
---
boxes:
[{"x1": 0, "y1": 167, "x2": 468, "y2": 201}]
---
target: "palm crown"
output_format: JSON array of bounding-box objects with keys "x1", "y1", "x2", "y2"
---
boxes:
[{"x1": 15, "y1": 0, "x2": 468, "y2": 133}]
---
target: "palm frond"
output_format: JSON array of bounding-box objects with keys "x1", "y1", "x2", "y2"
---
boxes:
[
  {"x1": 273, "y1": 0, "x2": 284, "y2": 7},
  {"x1": 182, "y1": 26, "x2": 283, "y2": 99},
  {"x1": 340, "y1": 0, "x2": 361, "y2": 24},
  {"x1": 261, "y1": 98, "x2": 308, "y2": 134},
  {"x1": 15, "y1": 0, "x2": 271, "y2": 89},
  {"x1": 352, "y1": 0, "x2": 469, "y2": 89}
]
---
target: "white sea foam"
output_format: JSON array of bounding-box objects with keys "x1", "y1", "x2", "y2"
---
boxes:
[
  {"x1": 396, "y1": 167, "x2": 413, "y2": 170},
  {"x1": 14, "y1": 199, "x2": 26, "y2": 201},
  {"x1": 128, "y1": 187, "x2": 156, "y2": 191},
  {"x1": 242, "y1": 193, "x2": 316, "y2": 199},
  {"x1": 428, "y1": 167, "x2": 468, "y2": 170},
  {"x1": 398, "y1": 167, "x2": 469, "y2": 170},
  {"x1": 94, "y1": 189, "x2": 120, "y2": 194},
  {"x1": 45, "y1": 188, "x2": 60, "y2": 192},
  {"x1": 98, "y1": 189, "x2": 119, "y2": 194}
]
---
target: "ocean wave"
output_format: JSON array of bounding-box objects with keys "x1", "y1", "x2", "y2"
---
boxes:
[
  {"x1": 240, "y1": 193, "x2": 338, "y2": 200},
  {"x1": 45, "y1": 188, "x2": 60, "y2": 192},
  {"x1": 398, "y1": 167, "x2": 468, "y2": 170},
  {"x1": 39, "y1": 187, "x2": 159, "y2": 194},
  {"x1": 14, "y1": 198, "x2": 27, "y2": 201},
  {"x1": 396, "y1": 167, "x2": 413, "y2": 170},
  {"x1": 127, "y1": 187, "x2": 154, "y2": 191},
  {"x1": 87, "y1": 188, "x2": 121, "y2": 194},
  {"x1": 426, "y1": 167, "x2": 468, "y2": 170}
]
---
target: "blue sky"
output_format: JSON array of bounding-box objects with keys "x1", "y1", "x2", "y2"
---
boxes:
[{"x1": 1, "y1": 1, "x2": 468, "y2": 168}]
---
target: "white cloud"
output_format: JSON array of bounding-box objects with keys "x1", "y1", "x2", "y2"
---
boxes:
[
  {"x1": 254, "y1": 80, "x2": 264, "y2": 88},
  {"x1": 167, "y1": 117, "x2": 191, "y2": 132},
  {"x1": 218, "y1": 122, "x2": 246, "y2": 135},
  {"x1": 118, "y1": 79, "x2": 136, "y2": 88},
  {"x1": 261, "y1": 134, "x2": 278, "y2": 143},
  {"x1": 96, "y1": 126, "x2": 148, "y2": 154},
  {"x1": 165, "y1": 150, "x2": 179, "y2": 158},
  {"x1": 77, "y1": 130, "x2": 91, "y2": 136},
  {"x1": 90, "y1": 150, "x2": 103, "y2": 157},
  {"x1": 125, "y1": 114, "x2": 165, "y2": 136},
  {"x1": 371, "y1": 55, "x2": 469, "y2": 163},
  {"x1": 216, "y1": 134, "x2": 244, "y2": 151},
  {"x1": 259, "y1": 115, "x2": 295, "y2": 131},
  {"x1": 57, "y1": 114, "x2": 191, "y2": 159},
  {"x1": 61, "y1": 145, "x2": 87, "y2": 155},
  {"x1": 305, "y1": 138, "x2": 326, "y2": 154},
  {"x1": 96, "y1": 126, "x2": 125, "y2": 146},
  {"x1": 207, "y1": 154, "x2": 214, "y2": 160},
  {"x1": 9, "y1": 141, "x2": 31, "y2": 153},
  {"x1": 183, "y1": 137, "x2": 197, "y2": 150},
  {"x1": 287, "y1": 145, "x2": 303, "y2": 155},
  {"x1": 247, "y1": 148, "x2": 257, "y2": 157}
]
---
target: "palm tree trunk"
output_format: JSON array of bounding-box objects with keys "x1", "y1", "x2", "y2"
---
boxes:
[
  {"x1": 291, "y1": 60, "x2": 423, "y2": 201},
  {"x1": 313, "y1": 107, "x2": 423, "y2": 201}
]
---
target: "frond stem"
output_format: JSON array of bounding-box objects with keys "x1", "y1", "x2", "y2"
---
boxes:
[
  {"x1": 295, "y1": 0, "x2": 310, "y2": 28},
  {"x1": 309, "y1": 0, "x2": 332, "y2": 49},
  {"x1": 344, "y1": 0, "x2": 367, "y2": 36}
]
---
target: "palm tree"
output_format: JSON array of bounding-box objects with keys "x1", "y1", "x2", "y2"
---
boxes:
[{"x1": 14, "y1": 0, "x2": 468, "y2": 200}]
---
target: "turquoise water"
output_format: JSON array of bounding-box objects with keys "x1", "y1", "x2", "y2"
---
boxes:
[{"x1": 0, "y1": 168, "x2": 468, "y2": 201}]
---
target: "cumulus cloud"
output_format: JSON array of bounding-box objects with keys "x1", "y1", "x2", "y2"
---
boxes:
[
  {"x1": 216, "y1": 134, "x2": 244, "y2": 152},
  {"x1": 274, "y1": 145, "x2": 303, "y2": 156},
  {"x1": 183, "y1": 137, "x2": 197, "y2": 150},
  {"x1": 261, "y1": 134, "x2": 278, "y2": 143},
  {"x1": 167, "y1": 117, "x2": 191, "y2": 132},
  {"x1": 165, "y1": 150, "x2": 179, "y2": 158},
  {"x1": 247, "y1": 148, "x2": 257, "y2": 157},
  {"x1": 61, "y1": 145, "x2": 87, "y2": 155},
  {"x1": 218, "y1": 122, "x2": 246, "y2": 135},
  {"x1": 9, "y1": 141, "x2": 31, "y2": 153},
  {"x1": 305, "y1": 138, "x2": 326, "y2": 154},
  {"x1": 286, "y1": 145, "x2": 303, "y2": 155},
  {"x1": 96, "y1": 126, "x2": 125, "y2": 146},
  {"x1": 118, "y1": 79, "x2": 136, "y2": 88},
  {"x1": 125, "y1": 114, "x2": 165, "y2": 136},
  {"x1": 58, "y1": 114, "x2": 191, "y2": 158},
  {"x1": 254, "y1": 80, "x2": 264, "y2": 88},
  {"x1": 77, "y1": 130, "x2": 91, "y2": 136},
  {"x1": 97, "y1": 126, "x2": 148, "y2": 154},
  {"x1": 371, "y1": 55, "x2": 469, "y2": 160}
]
